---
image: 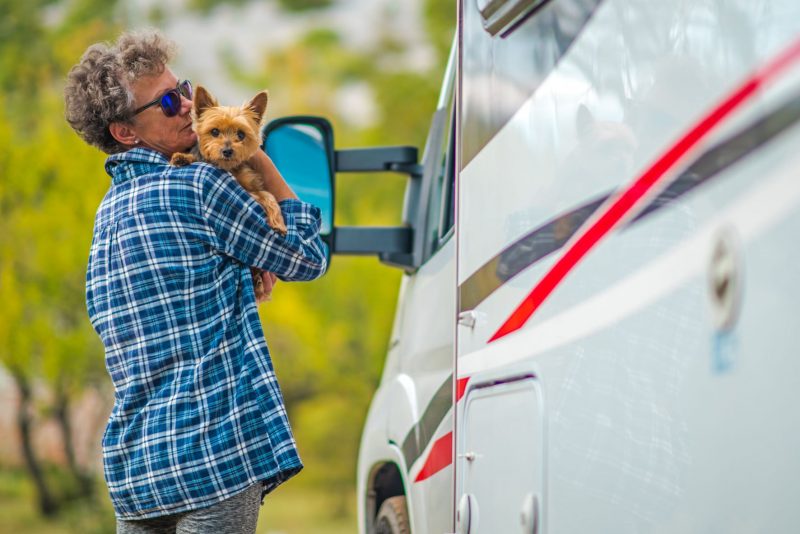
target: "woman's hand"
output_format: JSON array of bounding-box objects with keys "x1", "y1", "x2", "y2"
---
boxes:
[{"x1": 256, "y1": 271, "x2": 278, "y2": 304}]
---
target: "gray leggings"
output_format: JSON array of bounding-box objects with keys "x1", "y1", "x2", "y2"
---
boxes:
[{"x1": 116, "y1": 484, "x2": 263, "y2": 534}]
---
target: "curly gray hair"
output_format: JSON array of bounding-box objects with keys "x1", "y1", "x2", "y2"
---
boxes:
[{"x1": 64, "y1": 29, "x2": 178, "y2": 154}]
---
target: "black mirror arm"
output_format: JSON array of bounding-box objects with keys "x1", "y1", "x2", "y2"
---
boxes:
[
  {"x1": 334, "y1": 147, "x2": 420, "y2": 176},
  {"x1": 332, "y1": 226, "x2": 416, "y2": 273},
  {"x1": 333, "y1": 227, "x2": 412, "y2": 254}
]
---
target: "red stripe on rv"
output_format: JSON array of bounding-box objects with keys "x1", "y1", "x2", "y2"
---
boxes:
[
  {"x1": 489, "y1": 38, "x2": 800, "y2": 343},
  {"x1": 413, "y1": 377, "x2": 470, "y2": 483},
  {"x1": 414, "y1": 432, "x2": 453, "y2": 482},
  {"x1": 456, "y1": 377, "x2": 470, "y2": 401}
]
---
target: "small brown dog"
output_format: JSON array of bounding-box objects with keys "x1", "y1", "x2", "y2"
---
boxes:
[{"x1": 171, "y1": 86, "x2": 286, "y2": 301}]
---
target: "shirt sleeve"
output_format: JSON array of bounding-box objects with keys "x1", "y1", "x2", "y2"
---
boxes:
[{"x1": 197, "y1": 164, "x2": 328, "y2": 281}]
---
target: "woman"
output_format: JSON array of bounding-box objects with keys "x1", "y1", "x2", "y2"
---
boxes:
[{"x1": 64, "y1": 29, "x2": 327, "y2": 533}]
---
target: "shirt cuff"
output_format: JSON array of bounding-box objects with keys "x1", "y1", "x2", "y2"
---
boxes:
[{"x1": 278, "y1": 198, "x2": 322, "y2": 227}]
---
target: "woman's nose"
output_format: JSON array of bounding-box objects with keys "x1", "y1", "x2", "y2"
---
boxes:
[{"x1": 180, "y1": 95, "x2": 192, "y2": 115}]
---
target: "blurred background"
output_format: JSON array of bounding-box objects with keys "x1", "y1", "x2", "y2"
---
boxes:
[{"x1": 0, "y1": 0, "x2": 454, "y2": 532}]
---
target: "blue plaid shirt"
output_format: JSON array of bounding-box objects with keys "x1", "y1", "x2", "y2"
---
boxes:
[{"x1": 86, "y1": 148, "x2": 327, "y2": 519}]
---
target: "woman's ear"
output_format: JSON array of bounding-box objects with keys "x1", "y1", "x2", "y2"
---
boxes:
[{"x1": 109, "y1": 121, "x2": 138, "y2": 147}]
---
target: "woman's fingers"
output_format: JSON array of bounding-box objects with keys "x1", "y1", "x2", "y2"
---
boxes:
[{"x1": 256, "y1": 271, "x2": 277, "y2": 304}]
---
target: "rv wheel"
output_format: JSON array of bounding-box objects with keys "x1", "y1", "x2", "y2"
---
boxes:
[{"x1": 375, "y1": 495, "x2": 410, "y2": 534}]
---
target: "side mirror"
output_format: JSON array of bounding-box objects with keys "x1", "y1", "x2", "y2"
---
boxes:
[
  {"x1": 264, "y1": 115, "x2": 420, "y2": 271},
  {"x1": 262, "y1": 116, "x2": 335, "y2": 239}
]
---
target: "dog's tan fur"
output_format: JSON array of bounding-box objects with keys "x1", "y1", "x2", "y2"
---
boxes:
[{"x1": 171, "y1": 86, "x2": 285, "y2": 301}]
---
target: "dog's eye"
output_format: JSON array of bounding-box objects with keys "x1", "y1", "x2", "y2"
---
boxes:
[
  {"x1": 237, "y1": 130, "x2": 245, "y2": 141},
  {"x1": 210, "y1": 128, "x2": 220, "y2": 137}
]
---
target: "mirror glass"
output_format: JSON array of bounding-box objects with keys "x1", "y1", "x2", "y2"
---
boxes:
[{"x1": 263, "y1": 123, "x2": 334, "y2": 235}]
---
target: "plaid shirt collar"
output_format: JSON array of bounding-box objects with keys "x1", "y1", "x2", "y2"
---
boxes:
[{"x1": 105, "y1": 147, "x2": 170, "y2": 186}]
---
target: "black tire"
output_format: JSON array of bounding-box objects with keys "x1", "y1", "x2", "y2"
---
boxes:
[{"x1": 375, "y1": 495, "x2": 411, "y2": 534}]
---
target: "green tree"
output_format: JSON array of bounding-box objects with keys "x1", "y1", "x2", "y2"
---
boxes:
[
  {"x1": 0, "y1": 0, "x2": 119, "y2": 516},
  {"x1": 188, "y1": 0, "x2": 332, "y2": 15}
]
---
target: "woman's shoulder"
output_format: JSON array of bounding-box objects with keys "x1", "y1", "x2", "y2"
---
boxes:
[
  {"x1": 164, "y1": 159, "x2": 248, "y2": 208},
  {"x1": 164, "y1": 158, "x2": 230, "y2": 186}
]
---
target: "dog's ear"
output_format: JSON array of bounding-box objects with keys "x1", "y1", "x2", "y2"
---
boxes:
[
  {"x1": 194, "y1": 86, "x2": 218, "y2": 116},
  {"x1": 246, "y1": 90, "x2": 269, "y2": 123}
]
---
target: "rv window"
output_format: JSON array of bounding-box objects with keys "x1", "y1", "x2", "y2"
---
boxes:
[
  {"x1": 420, "y1": 49, "x2": 456, "y2": 263},
  {"x1": 425, "y1": 97, "x2": 456, "y2": 257},
  {"x1": 438, "y1": 110, "x2": 456, "y2": 240}
]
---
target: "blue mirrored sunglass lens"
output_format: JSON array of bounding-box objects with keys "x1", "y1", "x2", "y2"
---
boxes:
[{"x1": 160, "y1": 91, "x2": 181, "y2": 116}]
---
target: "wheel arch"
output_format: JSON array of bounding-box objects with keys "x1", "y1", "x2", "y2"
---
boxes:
[{"x1": 365, "y1": 461, "x2": 407, "y2": 534}]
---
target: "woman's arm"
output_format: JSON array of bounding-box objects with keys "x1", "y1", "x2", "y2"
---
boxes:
[
  {"x1": 248, "y1": 150, "x2": 297, "y2": 201},
  {"x1": 198, "y1": 165, "x2": 327, "y2": 281}
]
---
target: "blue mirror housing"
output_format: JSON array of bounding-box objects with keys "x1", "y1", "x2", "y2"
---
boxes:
[{"x1": 262, "y1": 117, "x2": 335, "y2": 240}]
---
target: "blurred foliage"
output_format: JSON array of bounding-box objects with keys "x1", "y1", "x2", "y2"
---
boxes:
[
  {"x1": 0, "y1": 0, "x2": 455, "y2": 530},
  {"x1": 189, "y1": 0, "x2": 332, "y2": 14},
  {"x1": 0, "y1": 0, "x2": 117, "y2": 421},
  {"x1": 188, "y1": 0, "x2": 249, "y2": 14},
  {"x1": 276, "y1": 0, "x2": 333, "y2": 12},
  {"x1": 0, "y1": 467, "x2": 116, "y2": 534},
  {"x1": 425, "y1": 0, "x2": 457, "y2": 65},
  {"x1": 0, "y1": 0, "x2": 121, "y2": 522},
  {"x1": 0, "y1": 90, "x2": 109, "y2": 391}
]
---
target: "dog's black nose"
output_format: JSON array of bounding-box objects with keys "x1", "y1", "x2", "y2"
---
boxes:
[{"x1": 222, "y1": 148, "x2": 234, "y2": 158}]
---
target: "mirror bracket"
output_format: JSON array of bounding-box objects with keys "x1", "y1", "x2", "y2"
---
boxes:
[
  {"x1": 331, "y1": 227, "x2": 415, "y2": 271},
  {"x1": 333, "y1": 226, "x2": 412, "y2": 254},
  {"x1": 335, "y1": 147, "x2": 420, "y2": 176},
  {"x1": 388, "y1": 162, "x2": 424, "y2": 177},
  {"x1": 379, "y1": 253, "x2": 415, "y2": 271}
]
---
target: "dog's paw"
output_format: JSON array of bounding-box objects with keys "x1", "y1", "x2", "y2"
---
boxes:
[
  {"x1": 271, "y1": 216, "x2": 288, "y2": 236},
  {"x1": 255, "y1": 192, "x2": 288, "y2": 236},
  {"x1": 170, "y1": 152, "x2": 195, "y2": 166}
]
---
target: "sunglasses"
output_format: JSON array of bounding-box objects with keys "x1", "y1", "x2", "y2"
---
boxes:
[{"x1": 133, "y1": 80, "x2": 193, "y2": 117}]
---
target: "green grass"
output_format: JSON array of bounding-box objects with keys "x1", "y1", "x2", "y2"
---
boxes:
[
  {"x1": 258, "y1": 484, "x2": 357, "y2": 534},
  {"x1": 0, "y1": 468, "x2": 357, "y2": 534},
  {"x1": 0, "y1": 468, "x2": 115, "y2": 534}
]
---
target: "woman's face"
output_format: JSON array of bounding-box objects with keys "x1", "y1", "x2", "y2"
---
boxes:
[{"x1": 129, "y1": 68, "x2": 196, "y2": 156}]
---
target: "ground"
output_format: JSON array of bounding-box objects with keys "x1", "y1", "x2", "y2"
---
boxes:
[{"x1": 0, "y1": 468, "x2": 357, "y2": 534}]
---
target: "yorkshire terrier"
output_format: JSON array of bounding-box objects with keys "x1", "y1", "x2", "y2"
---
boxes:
[{"x1": 171, "y1": 86, "x2": 286, "y2": 301}]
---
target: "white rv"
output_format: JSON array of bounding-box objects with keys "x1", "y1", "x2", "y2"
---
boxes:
[{"x1": 263, "y1": 0, "x2": 800, "y2": 532}]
